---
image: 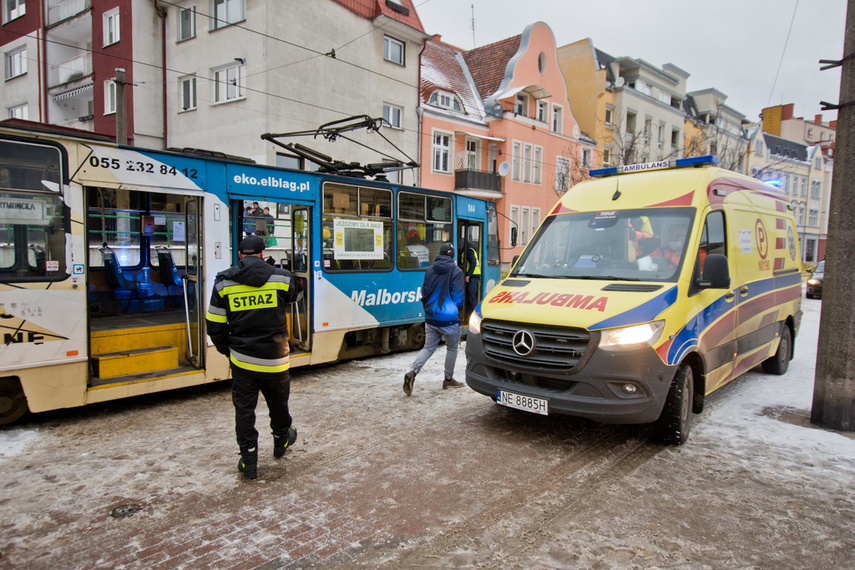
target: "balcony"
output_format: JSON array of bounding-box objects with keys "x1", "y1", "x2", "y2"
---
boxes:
[
  {"x1": 49, "y1": 53, "x2": 92, "y2": 87},
  {"x1": 454, "y1": 169, "x2": 502, "y2": 199},
  {"x1": 47, "y1": 0, "x2": 91, "y2": 26}
]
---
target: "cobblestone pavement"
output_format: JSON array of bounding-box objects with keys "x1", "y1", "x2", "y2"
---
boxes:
[{"x1": 2, "y1": 299, "x2": 855, "y2": 569}]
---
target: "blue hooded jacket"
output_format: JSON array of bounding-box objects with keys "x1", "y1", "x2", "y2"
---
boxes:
[{"x1": 422, "y1": 253, "x2": 465, "y2": 327}]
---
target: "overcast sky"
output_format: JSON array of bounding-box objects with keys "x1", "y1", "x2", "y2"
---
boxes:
[{"x1": 415, "y1": 0, "x2": 846, "y2": 124}]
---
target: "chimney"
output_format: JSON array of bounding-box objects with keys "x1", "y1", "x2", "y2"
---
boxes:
[
  {"x1": 782, "y1": 103, "x2": 794, "y2": 120},
  {"x1": 815, "y1": 114, "x2": 823, "y2": 124}
]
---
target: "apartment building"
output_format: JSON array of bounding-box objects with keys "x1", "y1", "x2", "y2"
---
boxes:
[
  {"x1": 558, "y1": 39, "x2": 688, "y2": 168},
  {"x1": 747, "y1": 128, "x2": 827, "y2": 263},
  {"x1": 2, "y1": 0, "x2": 428, "y2": 174},
  {"x1": 2, "y1": 0, "x2": 164, "y2": 147},
  {"x1": 763, "y1": 103, "x2": 837, "y2": 145},
  {"x1": 420, "y1": 23, "x2": 594, "y2": 267},
  {"x1": 683, "y1": 88, "x2": 749, "y2": 173}
]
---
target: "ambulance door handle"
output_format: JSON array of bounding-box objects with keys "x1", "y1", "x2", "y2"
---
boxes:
[
  {"x1": 725, "y1": 291, "x2": 735, "y2": 301},
  {"x1": 740, "y1": 286, "x2": 749, "y2": 296}
]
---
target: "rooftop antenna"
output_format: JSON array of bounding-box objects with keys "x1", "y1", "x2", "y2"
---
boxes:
[{"x1": 471, "y1": 4, "x2": 476, "y2": 49}]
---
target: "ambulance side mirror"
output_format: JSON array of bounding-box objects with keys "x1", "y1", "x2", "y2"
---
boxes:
[
  {"x1": 510, "y1": 227, "x2": 518, "y2": 247},
  {"x1": 696, "y1": 254, "x2": 730, "y2": 289}
]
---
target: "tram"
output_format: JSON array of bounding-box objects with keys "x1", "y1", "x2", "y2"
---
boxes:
[{"x1": 0, "y1": 120, "x2": 501, "y2": 424}]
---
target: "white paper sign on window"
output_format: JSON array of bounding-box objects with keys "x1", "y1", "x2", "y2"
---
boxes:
[{"x1": 333, "y1": 218, "x2": 383, "y2": 260}]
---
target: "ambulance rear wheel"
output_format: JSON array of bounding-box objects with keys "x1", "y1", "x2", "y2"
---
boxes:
[
  {"x1": 762, "y1": 325, "x2": 791, "y2": 375},
  {"x1": 0, "y1": 378, "x2": 28, "y2": 426},
  {"x1": 656, "y1": 363, "x2": 693, "y2": 445}
]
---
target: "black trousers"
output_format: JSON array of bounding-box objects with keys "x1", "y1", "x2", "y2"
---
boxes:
[{"x1": 231, "y1": 365, "x2": 292, "y2": 451}]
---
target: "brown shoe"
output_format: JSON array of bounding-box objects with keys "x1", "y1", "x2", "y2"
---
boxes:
[{"x1": 442, "y1": 378, "x2": 464, "y2": 389}]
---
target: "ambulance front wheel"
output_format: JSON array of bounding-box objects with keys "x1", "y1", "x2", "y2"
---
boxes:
[
  {"x1": 656, "y1": 362, "x2": 693, "y2": 445},
  {"x1": 761, "y1": 325, "x2": 791, "y2": 375}
]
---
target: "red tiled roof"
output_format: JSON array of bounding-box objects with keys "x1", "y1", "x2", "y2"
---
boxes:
[
  {"x1": 420, "y1": 37, "x2": 484, "y2": 119},
  {"x1": 462, "y1": 35, "x2": 522, "y2": 99},
  {"x1": 331, "y1": 0, "x2": 424, "y2": 32}
]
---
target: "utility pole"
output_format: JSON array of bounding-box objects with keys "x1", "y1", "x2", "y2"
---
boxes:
[
  {"x1": 115, "y1": 68, "x2": 128, "y2": 146},
  {"x1": 811, "y1": 0, "x2": 855, "y2": 431}
]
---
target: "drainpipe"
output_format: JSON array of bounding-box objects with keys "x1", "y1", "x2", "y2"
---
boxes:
[
  {"x1": 154, "y1": 0, "x2": 167, "y2": 148},
  {"x1": 40, "y1": 3, "x2": 47, "y2": 121}
]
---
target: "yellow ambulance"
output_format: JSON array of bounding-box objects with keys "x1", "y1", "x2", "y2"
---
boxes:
[{"x1": 465, "y1": 156, "x2": 802, "y2": 444}]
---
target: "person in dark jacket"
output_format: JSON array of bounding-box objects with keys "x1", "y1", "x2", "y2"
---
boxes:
[
  {"x1": 205, "y1": 235, "x2": 302, "y2": 480},
  {"x1": 403, "y1": 242, "x2": 465, "y2": 395}
]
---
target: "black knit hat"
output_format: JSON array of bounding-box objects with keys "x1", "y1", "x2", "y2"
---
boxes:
[
  {"x1": 239, "y1": 235, "x2": 265, "y2": 254},
  {"x1": 440, "y1": 242, "x2": 454, "y2": 257}
]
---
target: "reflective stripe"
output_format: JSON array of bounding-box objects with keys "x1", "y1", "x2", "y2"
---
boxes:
[
  {"x1": 205, "y1": 311, "x2": 227, "y2": 323},
  {"x1": 208, "y1": 305, "x2": 227, "y2": 316},
  {"x1": 229, "y1": 348, "x2": 290, "y2": 373},
  {"x1": 219, "y1": 281, "x2": 291, "y2": 298},
  {"x1": 468, "y1": 247, "x2": 481, "y2": 276}
]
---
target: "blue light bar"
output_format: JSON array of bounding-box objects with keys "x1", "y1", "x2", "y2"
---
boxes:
[{"x1": 590, "y1": 155, "x2": 721, "y2": 178}]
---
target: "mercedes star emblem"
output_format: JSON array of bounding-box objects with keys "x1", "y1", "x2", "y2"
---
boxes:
[{"x1": 512, "y1": 330, "x2": 535, "y2": 356}]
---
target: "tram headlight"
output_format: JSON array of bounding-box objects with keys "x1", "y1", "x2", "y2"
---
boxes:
[
  {"x1": 468, "y1": 307, "x2": 483, "y2": 335},
  {"x1": 599, "y1": 321, "x2": 665, "y2": 351}
]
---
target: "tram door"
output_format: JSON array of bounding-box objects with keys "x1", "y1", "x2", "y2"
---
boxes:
[
  {"x1": 184, "y1": 197, "x2": 203, "y2": 366},
  {"x1": 290, "y1": 208, "x2": 311, "y2": 351},
  {"x1": 457, "y1": 221, "x2": 483, "y2": 323}
]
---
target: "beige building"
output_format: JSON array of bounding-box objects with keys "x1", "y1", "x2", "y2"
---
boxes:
[
  {"x1": 558, "y1": 40, "x2": 688, "y2": 168},
  {"x1": 683, "y1": 88, "x2": 749, "y2": 173}
]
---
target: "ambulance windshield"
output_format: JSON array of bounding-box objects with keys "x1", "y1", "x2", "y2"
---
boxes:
[{"x1": 511, "y1": 208, "x2": 696, "y2": 282}]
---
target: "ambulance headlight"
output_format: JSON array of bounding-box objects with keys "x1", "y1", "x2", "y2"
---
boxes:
[
  {"x1": 807, "y1": 278, "x2": 819, "y2": 286},
  {"x1": 599, "y1": 321, "x2": 665, "y2": 351},
  {"x1": 468, "y1": 307, "x2": 482, "y2": 335}
]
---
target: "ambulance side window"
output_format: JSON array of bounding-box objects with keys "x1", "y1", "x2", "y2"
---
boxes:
[{"x1": 698, "y1": 211, "x2": 726, "y2": 275}]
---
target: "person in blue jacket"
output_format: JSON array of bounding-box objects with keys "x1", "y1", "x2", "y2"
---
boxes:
[{"x1": 403, "y1": 242, "x2": 465, "y2": 395}]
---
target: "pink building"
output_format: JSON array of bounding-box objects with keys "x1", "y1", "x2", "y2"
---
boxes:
[{"x1": 419, "y1": 22, "x2": 596, "y2": 268}]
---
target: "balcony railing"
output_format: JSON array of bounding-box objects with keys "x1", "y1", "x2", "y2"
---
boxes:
[
  {"x1": 49, "y1": 53, "x2": 92, "y2": 87},
  {"x1": 47, "y1": 0, "x2": 91, "y2": 26},
  {"x1": 454, "y1": 169, "x2": 502, "y2": 193}
]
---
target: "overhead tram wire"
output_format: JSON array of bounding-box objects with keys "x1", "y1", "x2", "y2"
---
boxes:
[{"x1": 767, "y1": 0, "x2": 800, "y2": 107}]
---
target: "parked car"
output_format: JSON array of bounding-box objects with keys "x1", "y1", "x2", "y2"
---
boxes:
[{"x1": 806, "y1": 260, "x2": 824, "y2": 299}]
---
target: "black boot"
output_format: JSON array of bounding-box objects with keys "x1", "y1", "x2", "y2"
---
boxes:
[
  {"x1": 238, "y1": 446, "x2": 258, "y2": 479},
  {"x1": 273, "y1": 426, "x2": 297, "y2": 459}
]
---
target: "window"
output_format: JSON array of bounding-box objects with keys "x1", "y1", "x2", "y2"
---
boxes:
[
  {"x1": 537, "y1": 100, "x2": 548, "y2": 122},
  {"x1": 510, "y1": 206, "x2": 519, "y2": 245},
  {"x1": 213, "y1": 0, "x2": 244, "y2": 29},
  {"x1": 602, "y1": 148, "x2": 611, "y2": 167},
  {"x1": 179, "y1": 6, "x2": 196, "y2": 41},
  {"x1": 383, "y1": 103, "x2": 402, "y2": 129},
  {"x1": 581, "y1": 148, "x2": 592, "y2": 168},
  {"x1": 696, "y1": 210, "x2": 726, "y2": 282},
  {"x1": 531, "y1": 208, "x2": 541, "y2": 242},
  {"x1": 555, "y1": 156, "x2": 570, "y2": 193},
  {"x1": 0, "y1": 139, "x2": 68, "y2": 283},
  {"x1": 635, "y1": 80, "x2": 652, "y2": 96},
  {"x1": 658, "y1": 124, "x2": 665, "y2": 146},
  {"x1": 396, "y1": 192, "x2": 452, "y2": 271},
  {"x1": 533, "y1": 146, "x2": 542, "y2": 184},
  {"x1": 213, "y1": 62, "x2": 243, "y2": 102},
  {"x1": 801, "y1": 176, "x2": 807, "y2": 197},
  {"x1": 604, "y1": 107, "x2": 613, "y2": 129},
  {"x1": 755, "y1": 141, "x2": 764, "y2": 157},
  {"x1": 5, "y1": 46, "x2": 26, "y2": 79},
  {"x1": 658, "y1": 90, "x2": 671, "y2": 105},
  {"x1": 552, "y1": 105, "x2": 563, "y2": 133},
  {"x1": 103, "y1": 7, "x2": 120, "y2": 46},
  {"x1": 811, "y1": 180, "x2": 820, "y2": 199},
  {"x1": 384, "y1": 36, "x2": 405, "y2": 65},
  {"x1": 511, "y1": 141, "x2": 521, "y2": 181},
  {"x1": 807, "y1": 128, "x2": 814, "y2": 138},
  {"x1": 322, "y1": 182, "x2": 392, "y2": 272},
  {"x1": 465, "y1": 139, "x2": 479, "y2": 170},
  {"x1": 809, "y1": 209, "x2": 818, "y2": 226},
  {"x1": 104, "y1": 80, "x2": 116, "y2": 114},
  {"x1": 8, "y1": 103, "x2": 28, "y2": 119},
  {"x1": 523, "y1": 143, "x2": 532, "y2": 183},
  {"x1": 432, "y1": 132, "x2": 450, "y2": 173},
  {"x1": 4, "y1": 0, "x2": 25, "y2": 22},
  {"x1": 514, "y1": 94, "x2": 527, "y2": 116},
  {"x1": 520, "y1": 207, "x2": 530, "y2": 246},
  {"x1": 180, "y1": 76, "x2": 197, "y2": 111},
  {"x1": 427, "y1": 90, "x2": 462, "y2": 111}
]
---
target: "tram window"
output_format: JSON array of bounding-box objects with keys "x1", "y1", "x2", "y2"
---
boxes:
[
  {"x1": 0, "y1": 191, "x2": 67, "y2": 281},
  {"x1": 149, "y1": 194, "x2": 186, "y2": 268},
  {"x1": 238, "y1": 200, "x2": 291, "y2": 266},
  {"x1": 397, "y1": 192, "x2": 452, "y2": 270},
  {"x1": 87, "y1": 188, "x2": 143, "y2": 267},
  {"x1": 322, "y1": 182, "x2": 392, "y2": 272}
]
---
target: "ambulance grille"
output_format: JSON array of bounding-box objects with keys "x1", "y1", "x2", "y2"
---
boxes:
[{"x1": 481, "y1": 320, "x2": 591, "y2": 370}]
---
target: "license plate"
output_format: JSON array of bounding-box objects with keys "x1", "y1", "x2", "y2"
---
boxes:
[{"x1": 497, "y1": 389, "x2": 548, "y2": 415}]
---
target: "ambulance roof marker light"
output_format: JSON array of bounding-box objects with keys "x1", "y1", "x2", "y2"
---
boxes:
[{"x1": 590, "y1": 155, "x2": 721, "y2": 178}]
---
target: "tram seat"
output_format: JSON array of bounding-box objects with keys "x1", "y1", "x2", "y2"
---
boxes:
[
  {"x1": 155, "y1": 247, "x2": 184, "y2": 293},
  {"x1": 100, "y1": 243, "x2": 144, "y2": 312}
]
